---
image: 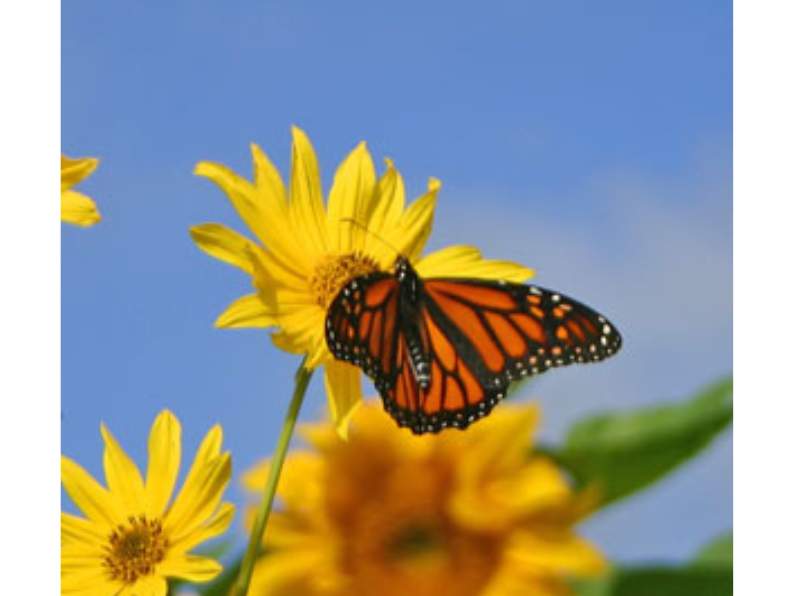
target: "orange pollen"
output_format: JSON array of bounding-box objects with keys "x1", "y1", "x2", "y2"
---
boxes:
[
  {"x1": 310, "y1": 253, "x2": 380, "y2": 308},
  {"x1": 102, "y1": 515, "x2": 169, "y2": 584}
]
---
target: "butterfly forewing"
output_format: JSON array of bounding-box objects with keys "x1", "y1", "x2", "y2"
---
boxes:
[
  {"x1": 325, "y1": 273, "x2": 402, "y2": 391},
  {"x1": 424, "y1": 279, "x2": 622, "y2": 382}
]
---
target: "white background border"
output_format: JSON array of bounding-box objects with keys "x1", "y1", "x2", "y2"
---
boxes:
[
  {"x1": 1, "y1": 0, "x2": 60, "y2": 593},
  {"x1": 735, "y1": 1, "x2": 795, "y2": 594}
]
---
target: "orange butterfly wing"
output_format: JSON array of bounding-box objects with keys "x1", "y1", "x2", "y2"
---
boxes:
[
  {"x1": 383, "y1": 303, "x2": 496, "y2": 433},
  {"x1": 383, "y1": 278, "x2": 620, "y2": 433},
  {"x1": 325, "y1": 273, "x2": 402, "y2": 391},
  {"x1": 326, "y1": 262, "x2": 622, "y2": 435}
]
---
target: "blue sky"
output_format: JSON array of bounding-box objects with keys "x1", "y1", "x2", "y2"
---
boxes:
[{"x1": 62, "y1": 1, "x2": 732, "y2": 564}]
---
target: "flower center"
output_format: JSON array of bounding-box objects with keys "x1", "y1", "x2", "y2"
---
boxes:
[
  {"x1": 345, "y1": 505, "x2": 503, "y2": 596},
  {"x1": 102, "y1": 515, "x2": 169, "y2": 584},
  {"x1": 309, "y1": 253, "x2": 380, "y2": 308},
  {"x1": 388, "y1": 521, "x2": 446, "y2": 561}
]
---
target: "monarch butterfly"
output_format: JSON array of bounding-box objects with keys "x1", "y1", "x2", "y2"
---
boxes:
[{"x1": 326, "y1": 255, "x2": 621, "y2": 434}]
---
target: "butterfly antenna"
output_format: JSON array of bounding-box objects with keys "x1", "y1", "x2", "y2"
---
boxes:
[{"x1": 339, "y1": 217, "x2": 402, "y2": 259}]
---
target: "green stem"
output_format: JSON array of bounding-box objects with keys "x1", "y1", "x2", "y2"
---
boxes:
[{"x1": 233, "y1": 360, "x2": 313, "y2": 596}]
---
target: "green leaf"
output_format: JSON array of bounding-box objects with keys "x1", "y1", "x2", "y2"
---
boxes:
[
  {"x1": 551, "y1": 376, "x2": 732, "y2": 507},
  {"x1": 691, "y1": 531, "x2": 733, "y2": 567},
  {"x1": 573, "y1": 532, "x2": 733, "y2": 596},
  {"x1": 571, "y1": 573, "x2": 616, "y2": 596},
  {"x1": 574, "y1": 566, "x2": 733, "y2": 596}
]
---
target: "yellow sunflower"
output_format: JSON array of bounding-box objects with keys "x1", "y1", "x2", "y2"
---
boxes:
[
  {"x1": 62, "y1": 154, "x2": 101, "y2": 226},
  {"x1": 61, "y1": 410, "x2": 235, "y2": 596},
  {"x1": 242, "y1": 401, "x2": 605, "y2": 596},
  {"x1": 191, "y1": 127, "x2": 532, "y2": 433}
]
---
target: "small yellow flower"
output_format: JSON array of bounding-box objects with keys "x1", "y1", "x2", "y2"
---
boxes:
[
  {"x1": 61, "y1": 410, "x2": 235, "y2": 596},
  {"x1": 62, "y1": 154, "x2": 101, "y2": 226},
  {"x1": 191, "y1": 128, "x2": 532, "y2": 434},
  {"x1": 242, "y1": 401, "x2": 605, "y2": 596}
]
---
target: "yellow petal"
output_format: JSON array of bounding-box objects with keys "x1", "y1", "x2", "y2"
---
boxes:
[
  {"x1": 268, "y1": 305, "x2": 328, "y2": 367},
  {"x1": 507, "y1": 530, "x2": 606, "y2": 576},
  {"x1": 480, "y1": 565, "x2": 574, "y2": 596},
  {"x1": 465, "y1": 404, "x2": 540, "y2": 473},
  {"x1": 61, "y1": 544, "x2": 103, "y2": 568},
  {"x1": 194, "y1": 144, "x2": 328, "y2": 346},
  {"x1": 62, "y1": 542, "x2": 105, "y2": 563},
  {"x1": 250, "y1": 550, "x2": 331, "y2": 596},
  {"x1": 324, "y1": 361, "x2": 364, "y2": 439},
  {"x1": 189, "y1": 223, "x2": 259, "y2": 274},
  {"x1": 215, "y1": 294, "x2": 278, "y2": 328},
  {"x1": 194, "y1": 160, "x2": 272, "y2": 249},
  {"x1": 393, "y1": 178, "x2": 440, "y2": 261},
  {"x1": 251, "y1": 252, "x2": 302, "y2": 295},
  {"x1": 165, "y1": 436, "x2": 231, "y2": 541},
  {"x1": 119, "y1": 576, "x2": 167, "y2": 596},
  {"x1": 243, "y1": 453, "x2": 324, "y2": 511},
  {"x1": 289, "y1": 127, "x2": 330, "y2": 255},
  {"x1": 62, "y1": 582, "x2": 114, "y2": 596},
  {"x1": 61, "y1": 512, "x2": 106, "y2": 545},
  {"x1": 450, "y1": 407, "x2": 565, "y2": 531},
  {"x1": 306, "y1": 338, "x2": 332, "y2": 369},
  {"x1": 254, "y1": 262, "x2": 308, "y2": 302},
  {"x1": 251, "y1": 143, "x2": 315, "y2": 276},
  {"x1": 195, "y1": 424, "x2": 224, "y2": 465},
  {"x1": 158, "y1": 554, "x2": 223, "y2": 583},
  {"x1": 196, "y1": 147, "x2": 316, "y2": 281},
  {"x1": 171, "y1": 502, "x2": 235, "y2": 553},
  {"x1": 512, "y1": 458, "x2": 575, "y2": 511},
  {"x1": 270, "y1": 330, "x2": 308, "y2": 358},
  {"x1": 61, "y1": 190, "x2": 101, "y2": 227},
  {"x1": 101, "y1": 424, "x2": 147, "y2": 513},
  {"x1": 364, "y1": 159, "x2": 406, "y2": 266},
  {"x1": 146, "y1": 576, "x2": 169, "y2": 596},
  {"x1": 61, "y1": 570, "x2": 118, "y2": 596},
  {"x1": 61, "y1": 155, "x2": 99, "y2": 190},
  {"x1": 145, "y1": 410, "x2": 181, "y2": 516},
  {"x1": 61, "y1": 455, "x2": 123, "y2": 525},
  {"x1": 453, "y1": 457, "x2": 572, "y2": 532},
  {"x1": 162, "y1": 425, "x2": 223, "y2": 531},
  {"x1": 169, "y1": 453, "x2": 232, "y2": 543},
  {"x1": 416, "y1": 245, "x2": 534, "y2": 282},
  {"x1": 251, "y1": 142, "x2": 287, "y2": 214},
  {"x1": 326, "y1": 141, "x2": 377, "y2": 253}
]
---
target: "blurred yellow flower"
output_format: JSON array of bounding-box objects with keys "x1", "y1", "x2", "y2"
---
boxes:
[
  {"x1": 191, "y1": 127, "x2": 532, "y2": 434},
  {"x1": 242, "y1": 401, "x2": 604, "y2": 596},
  {"x1": 62, "y1": 154, "x2": 101, "y2": 226},
  {"x1": 61, "y1": 410, "x2": 235, "y2": 596}
]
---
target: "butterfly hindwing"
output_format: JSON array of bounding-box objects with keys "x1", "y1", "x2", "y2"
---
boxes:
[
  {"x1": 382, "y1": 278, "x2": 621, "y2": 434},
  {"x1": 382, "y1": 302, "x2": 503, "y2": 433}
]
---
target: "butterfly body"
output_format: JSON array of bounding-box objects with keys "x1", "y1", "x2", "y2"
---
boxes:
[
  {"x1": 326, "y1": 256, "x2": 621, "y2": 435},
  {"x1": 394, "y1": 258, "x2": 432, "y2": 388}
]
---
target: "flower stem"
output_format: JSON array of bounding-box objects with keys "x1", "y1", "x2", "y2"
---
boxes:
[{"x1": 234, "y1": 360, "x2": 313, "y2": 596}]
